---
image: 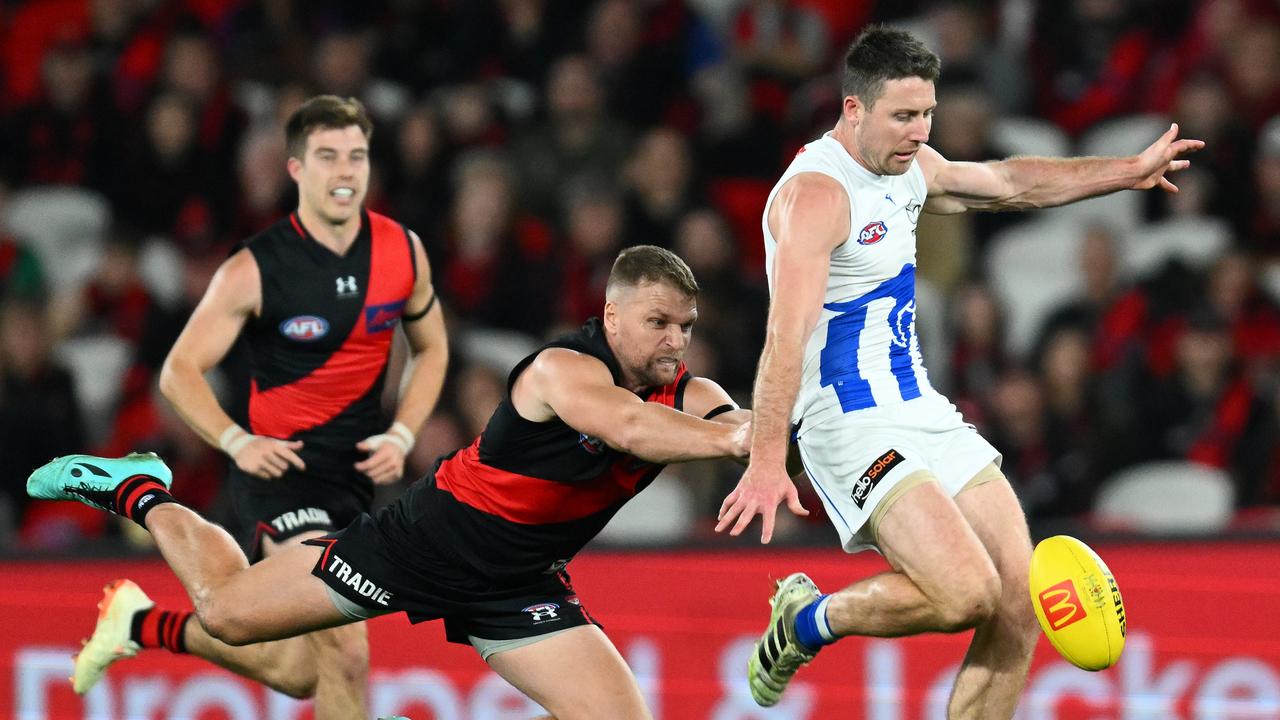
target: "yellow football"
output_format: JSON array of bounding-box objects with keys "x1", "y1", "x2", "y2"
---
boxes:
[{"x1": 1028, "y1": 535, "x2": 1126, "y2": 671}]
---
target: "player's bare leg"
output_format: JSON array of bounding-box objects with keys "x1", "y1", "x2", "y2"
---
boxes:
[
  {"x1": 262, "y1": 531, "x2": 369, "y2": 720},
  {"x1": 945, "y1": 468, "x2": 1038, "y2": 719},
  {"x1": 486, "y1": 625, "x2": 652, "y2": 720},
  {"x1": 822, "y1": 478, "x2": 1001, "y2": 638}
]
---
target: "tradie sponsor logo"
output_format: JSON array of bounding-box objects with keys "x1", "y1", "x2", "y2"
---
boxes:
[
  {"x1": 271, "y1": 507, "x2": 332, "y2": 533},
  {"x1": 326, "y1": 554, "x2": 393, "y2": 606}
]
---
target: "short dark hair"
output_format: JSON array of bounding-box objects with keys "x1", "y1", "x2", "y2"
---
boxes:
[
  {"x1": 841, "y1": 25, "x2": 941, "y2": 108},
  {"x1": 285, "y1": 95, "x2": 373, "y2": 159},
  {"x1": 606, "y1": 245, "x2": 699, "y2": 299}
]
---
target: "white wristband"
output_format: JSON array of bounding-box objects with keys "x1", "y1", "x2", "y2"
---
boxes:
[
  {"x1": 218, "y1": 425, "x2": 254, "y2": 458},
  {"x1": 388, "y1": 421, "x2": 415, "y2": 454}
]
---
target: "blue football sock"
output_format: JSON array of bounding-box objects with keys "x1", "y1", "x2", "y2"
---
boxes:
[{"x1": 793, "y1": 594, "x2": 837, "y2": 652}]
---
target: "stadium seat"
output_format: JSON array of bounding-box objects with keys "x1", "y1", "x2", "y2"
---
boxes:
[
  {"x1": 53, "y1": 333, "x2": 133, "y2": 446},
  {"x1": 1, "y1": 185, "x2": 109, "y2": 293},
  {"x1": 1121, "y1": 216, "x2": 1233, "y2": 278},
  {"x1": 1079, "y1": 113, "x2": 1170, "y2": 157},
  {"x1": 985, "y1": 218, "x2": 1085, "y2": 358},
  {"x1": 137, "y1": 237, "x2": 185, "y2": 309},
  {"x1": 1094, "y1": 461, "x2": 1235, "y2": 534},
  {"x1": 990, "y1": 116, "x2": 1071, "y2": 158},
  {"x1": 597, "y1": 470, "x2": 695, "y2": 543}
]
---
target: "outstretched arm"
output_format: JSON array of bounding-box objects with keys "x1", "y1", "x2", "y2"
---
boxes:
[
  {"x1": 920, "y1": 122, "x2": 1204, "y2": 214},
  {"x1": 513, "y1": 349, "x2": 751, "y2": 464}
]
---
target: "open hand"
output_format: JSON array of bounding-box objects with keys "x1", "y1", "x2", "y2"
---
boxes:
[
  {"x1": 715, "y1": 461, "x2": 809, "y2": 543},
  {"x1": 1132, "y1": 122, "x2": 1204, "y2": 193}
]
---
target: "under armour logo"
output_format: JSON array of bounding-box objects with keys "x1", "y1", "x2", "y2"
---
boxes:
[
  {"x1": 522, "y1": 603, "x2": 560, "y2": 623},
  {"x1": 335, "y1": 276, "x2": 358, "y2": 296}
]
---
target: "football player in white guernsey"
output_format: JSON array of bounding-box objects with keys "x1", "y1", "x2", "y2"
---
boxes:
[{"x1": 716, "y1": 25, "x2": 1203, "y2": 717}]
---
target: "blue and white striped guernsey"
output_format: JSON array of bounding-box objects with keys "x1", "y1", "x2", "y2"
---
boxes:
[{"x1": 762, "y1": 133, "x2": 937, "y2": 429}]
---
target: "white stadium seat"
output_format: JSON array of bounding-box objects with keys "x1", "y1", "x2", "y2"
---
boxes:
[
  {"x1": 990, "y1": 116, "x2": 1071, "y2": 158},
  {"x1": 1, "y1": 185, "x2": 110, "y2": 293},
  {"x1": 1094, "y1": 461, "x2": 1235, "y2": 534},
  {"x1": 1120, "y1": 216, "x2": 1233, "y2": 278},
  {"x1": 985, "y1": 218, "x2": 1085, "y2": 358}
]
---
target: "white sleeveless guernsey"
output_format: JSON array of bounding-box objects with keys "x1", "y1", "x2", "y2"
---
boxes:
[{"x1": 763, "y1": 133, "x2": 937, "y2": 431}]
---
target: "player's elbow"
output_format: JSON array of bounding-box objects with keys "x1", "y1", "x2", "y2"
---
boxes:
[{"x1": 158, "y1": 355, "x2": 192, "y2": 403}]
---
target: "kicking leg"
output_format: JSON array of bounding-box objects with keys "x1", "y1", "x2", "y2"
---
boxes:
[
  {"x1": 747, "y1": 475, "x2": 1002, "y2": 707},
  {"x1": 486, "y1": 625, "x2": 651, "y2": 720},
  {"x1": 30, "y1": 454, "x2": 350, "y2": 696},
  {"x1": 946, "y1": 468, "x2": 1038, "y2": 720}
]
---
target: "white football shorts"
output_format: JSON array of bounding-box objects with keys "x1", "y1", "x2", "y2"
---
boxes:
[{"x1": 795, "y1": 393, "x2": 1001, "y2": 553}]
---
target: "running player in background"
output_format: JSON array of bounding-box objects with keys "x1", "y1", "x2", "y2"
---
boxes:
[
  {"x1": 67, "y1": 95, "x2": 449, "y2": 718},
  {"x1": 714, "y1": 25, "x2": 1202, "y2": 718},
  {"x1": 31, "y1": 245, "x2": 748, "y2": 720}
]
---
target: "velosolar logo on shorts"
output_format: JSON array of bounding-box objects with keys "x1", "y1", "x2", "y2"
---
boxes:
[
  {"x1": 280, "y1": 315, "x2": 329, "y2": 341},
  {"x1": 858, "y1": 220, "x2": 888, "y2": 245}
]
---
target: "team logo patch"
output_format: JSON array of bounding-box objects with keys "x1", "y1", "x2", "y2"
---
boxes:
[
  {"x1": 852, "y1": 448, "x2": 905, "y2": 509},
  {"x1": 365, "y1": 301, "x2": 406, "y2": 333},
  {"x1": 280, "y1": 315, "x2": 329, "y2": 341},
  {"x1": 578, "y1": 432, "x2": 606, "y2": 455},
  {"x1": 858, "y1": 221, "x2": 888, "y2": 245},
  {"x1": 522, "y1": 603, "x2": 561, "y2": 624}
]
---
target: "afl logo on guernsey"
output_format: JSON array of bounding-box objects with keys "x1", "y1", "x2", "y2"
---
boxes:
[
  {"x1": 858, "y1": 221, "x2": 888, "y2": 245},
  {"x1": 579, "y1": 432, "x2": 606, "y2": 455},
  {"x1": 280, "y1": 315, "x2": 329, "y2": 341}
]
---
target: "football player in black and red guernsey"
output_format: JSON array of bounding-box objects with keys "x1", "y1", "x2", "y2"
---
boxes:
[
  {"x1": 30, "y1": 245, "x2": 747, "y2": 719},
  {"x1": 60, "y1": 96, "x2": 449, "y2": 717}
]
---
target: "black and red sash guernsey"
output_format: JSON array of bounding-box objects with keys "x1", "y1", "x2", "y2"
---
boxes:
[
  {"x1": 239, "y1": 209, "x2": 415, "y2": 473},
  {"x1": 418, "y1": 318, "x2": 692, "y2": 580}
]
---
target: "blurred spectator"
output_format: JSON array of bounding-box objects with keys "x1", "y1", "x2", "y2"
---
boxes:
[
  {"x1": 623, "y1": 127, "x2": 701, "y2": 248},
  {"x1": 437, "y1": 82, "x2": 509, "y2": 151},
  {"x1": 730, "y1": 0, "x2": 830, "y2": 84},
  {"x1": 672, "y1": 208, "x2": 766, "y2": 396},
  {"x1": 232, "y1": 124, "x2": 293, "y2": 242},
  {"x1": 1156, "y1": 73, "x2": 1254, "y2": 227},
  {"x1": 1137, "y1": 309, "x2": 1260, "y2": 470},
  {"x1": 1204, "y1": 251, "x2": 1280, "y2": 369},
  {"x1": 1030, "y1": 0, "x2": 1156, "y2": 134},
  {"x1": 440, "y1": 150, "x2": 559, "y2": 335},
  {"x1": 558, "y1": 174, "x2": 627, "y2": 329},
  {"x1": 111, "y1": 91, "x2": 224, "y2": 246},
  {"x1": 0, "y1": 298, "x2": 86, "y2": 535},
  {"x1": 982, "y1": 368, "x2": 1054, "y2": 517},
  {"x1": 920, "y1": 1, "x2": 1028, "y2": 113},
  {"x1": 513, "y1": 55, "x2": 632, "y2": 217},
  {"x1": 1248, "y1": 116, "x2": 1280, "y2": 258},
  {"x1": 383, "y1": 103, "x2": 453, "y2": 256},
  {"x1": 586, "y1": 0, "x2": 690, "y2": 127},
  {"x1": 691, "y1": 62, "x2": 785, "y2": 179},
  {"x1": 0, "y1": 34, "x2": 117, "y2": 190},
  {"x1": 947, "y1": 283, "x2": 1009, "y2": 420}
]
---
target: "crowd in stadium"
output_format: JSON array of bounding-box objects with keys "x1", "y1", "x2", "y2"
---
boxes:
[{"x1": 2, "y1": 0, "x2": 1280, "y2": 551}]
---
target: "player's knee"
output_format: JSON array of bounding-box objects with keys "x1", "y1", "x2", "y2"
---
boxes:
[
  {"x1": 937, "y1": 571, "x2": 1001, "y2": 631},
  {"x1": 196, "y1": 600, "x2": 257, "y2": 647}
]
